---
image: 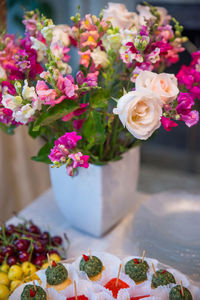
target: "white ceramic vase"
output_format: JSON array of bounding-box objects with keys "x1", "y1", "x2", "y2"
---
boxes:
[{"x1": 50, "y1": 146, "x2": 140, "y2": 237}]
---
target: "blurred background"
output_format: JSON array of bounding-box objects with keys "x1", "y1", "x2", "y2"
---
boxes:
[{"x1": 1, "y1": 0, "x2": 200, "y2": 221}]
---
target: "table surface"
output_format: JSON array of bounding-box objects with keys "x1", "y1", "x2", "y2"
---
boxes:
[{"x1": 7, "y1": 189, "x2": 200, "y2": 286}]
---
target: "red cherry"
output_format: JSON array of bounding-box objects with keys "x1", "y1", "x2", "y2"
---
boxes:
[
  {"x1": 15, "y1": 239, "x2": 30, "y2": 251},
  {"x1": 7, "y1": 255, "x2": 17, "y2": 266},
  {"x1": 18, "y1": 251, "x2": 30, "y2": 262},
  {"x1": 52, "y1": 236, "x2": 62, "y2": 246},
  {"x1": 28, "y1": 225, "x2": 41, "y2": 235},
  {"x1": 6, "y1": 224, "x2": 16, "y2": 236},
  {"x1": 34, "y1": 240, "x2": 45, "y2": 253},
  {"x1": 33, "y1": 254, "x2": 46, "y2": 267},
  {"x1": 0, "y1": 253, "x2": 5, "y2": 264},
  {"x1": 41, "y1": 232, "x2": 50, "y2": 243},
  {"x1": 29, "y1": 288, "x2": 36, "y2": 297},
  {"x1": 48, "y1": 249, "x2": 59, "y2": 255},
  {"x1": 2, "y1": 245, "x2": 15, "y2": 256}
]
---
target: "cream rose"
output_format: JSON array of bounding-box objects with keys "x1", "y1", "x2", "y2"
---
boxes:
[
  {"x1": 113, "y1": 89, "x2": 163, "y2": 140},
  {"x1": 91, "y1": 47, "x2": 109, "y2": 68},
  {"x1": 135, "y1": 71, "x2": 179, "y2": 104},
  {"x1": 103, "y1": 3, "x2": 138, "y2": 29}
]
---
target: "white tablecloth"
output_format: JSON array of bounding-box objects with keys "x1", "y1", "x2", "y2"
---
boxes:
[{"x1": 7, "y1": 189, "x2": 200, "y2": 286}]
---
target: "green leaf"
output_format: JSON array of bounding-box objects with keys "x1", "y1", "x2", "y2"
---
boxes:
[
  {"x1": 82, "y1": 111, "x2": 105, "y2": 149},
  {"x1": 31, "y1": 142, "x2": 54, "y2": 164},
  {"x1": 0, "y1": 123, "x2": 16, "y2": 135},
  {"x1": 33, "y1": 101, "x2": 79, "y2": 131},
  {"x1": 90, "y1": 90, "x2": 110, "y2": 109}
]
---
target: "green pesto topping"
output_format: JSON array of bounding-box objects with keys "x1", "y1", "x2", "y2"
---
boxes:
[
  {"x1": 79, "y1": 256, "x2": 103, "y2": 277},
  {"x1": 169, "y1": 285, "x2": 193, "y2": 300},
  {"x1": 125, "y1": 258, "x2": 149, "y2": 282},
  {"x1": 45, "y1": 263, "x2": 68, "y2": 285},
  {"x1": 152, "y1": 269, "x2": 176, "y2": 288},
  {"x1": 21, "y1": 284, "x2": 46, "y2": 300}
]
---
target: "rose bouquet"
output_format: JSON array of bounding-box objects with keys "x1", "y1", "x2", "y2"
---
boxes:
[{"x1": 0, "y1": 3, "x2": 199, "y2": 176}]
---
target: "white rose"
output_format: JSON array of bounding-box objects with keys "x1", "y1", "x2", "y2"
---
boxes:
[
  {"x1": 135, "y1": 70, "x2": 179, "y2": 104},
  {"x1": 113, "y1": 89, "x2": 162, "y2": 140},
  {"x1": 91, "y1": 47, "x2": 109, "y2": 68},
  {"x1": 102, "y1": 33, "x2": 122, "y2": 52},
  {"x1": 30, "y1": 37, "x2": 47, "y2": 62},
  {"x1": 22, "y1": 80, "x2": 37, "y2": 101},
  {"x1": 2, "y1": 94, "x2": 22, "y2": 111},
  {"x1": 51, "y1": 25, "x2": 71, "y2": 47},
  {"x1": 137, "y1": 4, "x2": 169, "y2": 26},
  {"x1": 14, "y1": 104, "x2": 35, "y2": 124},
  {"x1": 103, "y1": 3, "x2": 138, "y2": 29}
]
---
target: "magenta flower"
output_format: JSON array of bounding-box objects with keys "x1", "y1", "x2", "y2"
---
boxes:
[
  {"x1": 68, "y1": 152, "x2": 89, "y2": 168},
  {"x1": 161, "y1": 116, "x2": 178, "y2": 132},
  {"x1": 49, "y1": 144, "x2": 69, "y2": 163},
  {"x1": 73, "y1": 119, "x2": 84, "y2": 130},
  {"x1": 176, "y1": 92, "x2": 199, "y2": 127},
  {"x1": 62, "y1": 103, "x2": 88, "y2": 122},
  {"x1": 56, "y1": 131, "x2": 82, "y2": 149}
]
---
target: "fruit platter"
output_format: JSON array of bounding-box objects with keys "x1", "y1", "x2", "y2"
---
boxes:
[
  {"x1": 0, "y1": 220, "x2": 69, "y2": 299},
  {"x1": 9, "y1": 251, "x2": 200, "y2": 300}
]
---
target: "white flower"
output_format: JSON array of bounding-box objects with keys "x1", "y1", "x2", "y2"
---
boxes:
[
  {"x1": 113, "y1": 89, "x2": 163, "y2": 140},
  {"x1": 14, "y1": 104, "x2": 35, "y2": 124},
  {"x1": 0, "y1": 65, "x2": 7, "y2": 79},
  {"x1": 2, "y1": 94, "x2": 22, "y2": 111},
  {"x1": 135, "y1": 70, "x2": 179, "y2": 104},
  {"x1": 56, "y1": 60, "x2": 72, "y2": 75},
  {"x1": 22, "y1": 80, "x2": 37, "y2": 101},
  {"x1": 91, "y1": 47, "x2": 109, "y2": 68},
  {"x1": 30, "y1": 37, "x2": 47, "y2": 62},
  {"x1": 147, "y1": 47, "x2": 160, "y2": 64},
  {"x1": 103, "y1": 3, "x2": 139, "y2": 29},
  {"x1": 41, "y1": 25, "x2": 55, "y2": 42},
  {"x1": 102, "y1": 33, "x2": 122, "y2": 52},
  {"x1": 137, "y1": 4, "x2": 169, "y2": 26},
  {"x1": 51, "y1": 25, "x2": 70, "y2": 47}
]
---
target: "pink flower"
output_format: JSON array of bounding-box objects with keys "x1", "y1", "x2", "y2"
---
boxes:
[
  {"x1": 62, "y1": 103, "x2": 88, "y2": 122},
  {"x1": 57, "y1": 74, "x2": 78, "y2": 99},
  {"x1": 56, "y1": 131, "x2": 82, "y2": 149},
  {"x1": 161, "y1": 116, "x2": 178, "y2": 131},
  {"x1": 78, "y1": 50, "x2": 91, "y2": 68},
  {"x1": 86, "y1": 71, "x2": 99, "y2": 87},
  {"x1": 36, "y1": 80, "x2": 66, "y2": 106},
  {"x1": 68, "y1": 152, "x2": 89, "y2": 169},
  {"x1": 176, "y1": 92, "x2": 199, "y2": 127},
  {"x1": 80, "y1": 31, "x2": 99, "y2": 49}
]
